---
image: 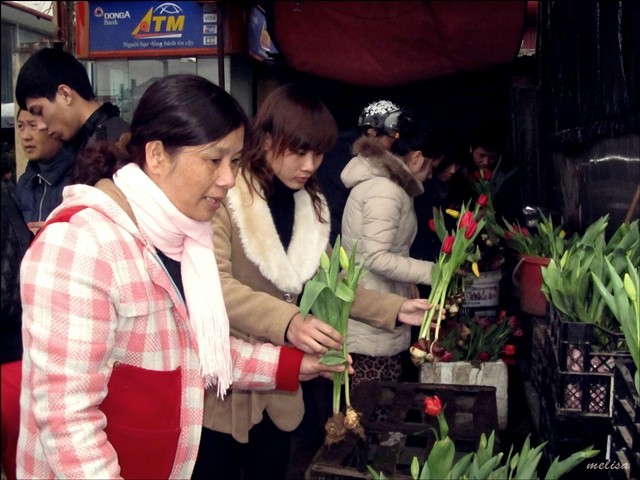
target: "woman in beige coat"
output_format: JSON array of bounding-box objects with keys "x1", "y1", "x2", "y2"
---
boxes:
[
  {"x1": 341, "y1": 125, "x2": 443, "y2": 387},
  {"x1": 195, "y1": 85, "x2": 433, "y2": 480}
]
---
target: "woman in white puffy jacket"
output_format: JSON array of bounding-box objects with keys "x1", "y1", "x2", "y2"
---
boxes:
[{"x1": 340, "y1": 124, "x2": 444, "y2": 386}]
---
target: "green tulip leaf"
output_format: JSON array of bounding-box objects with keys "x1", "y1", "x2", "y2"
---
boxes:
[
  {"x1": 427, "y1": 437, "x2": 455, "y2": 480},
  {"x1": 300, "y1": 280, "x2": 329, "y2": 318},
  {"x1": 319, "y1": 349, "x2": 346, "y2": 366}
]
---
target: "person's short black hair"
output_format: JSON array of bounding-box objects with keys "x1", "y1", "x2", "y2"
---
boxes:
[
  {"x1": 15, "y1": 48, "x2": 95, "y2": 109},
  {"x1": 391, "y1": 121, "x2": 444, "y2": 159},
  {"x1": 469, "y1": 124, "x2": 504, "y2": 152}
]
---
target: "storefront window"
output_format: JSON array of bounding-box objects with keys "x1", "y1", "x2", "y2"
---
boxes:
[{"x1": 89, "y1": 57, "x2": 230, "y2": 122}]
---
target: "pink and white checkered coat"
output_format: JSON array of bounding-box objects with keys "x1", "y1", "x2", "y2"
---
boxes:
[{"x1": 17, "y1": 182, "x2": 299, "y2": 479}]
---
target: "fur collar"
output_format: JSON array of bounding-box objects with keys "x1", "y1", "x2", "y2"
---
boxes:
[
  {"x1": 349, "y1": 137, "x2": 423, "y2": 197},
  {"x1": 225, "y1": 174, "x2": 330, "y2": 294}
]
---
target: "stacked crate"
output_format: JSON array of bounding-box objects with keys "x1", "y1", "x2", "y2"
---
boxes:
[
  {"x1": 610, "y1": 359, "x2": 640, "y2": 480},
  {"x1": 305, "y1": 382, "x2": 499, "y2": 480},
  {"x1": 530, "y1": 307, "x2": 632, "y2": 478}
]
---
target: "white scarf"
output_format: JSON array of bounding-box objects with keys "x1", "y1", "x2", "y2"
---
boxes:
[{"x1": 113, "y1": 163, "x2": 232, "y2": 397}]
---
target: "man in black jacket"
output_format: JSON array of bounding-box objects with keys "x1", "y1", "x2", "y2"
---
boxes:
[{"x1": 15, "y1": 47, "x2": 129, "y2": 158}]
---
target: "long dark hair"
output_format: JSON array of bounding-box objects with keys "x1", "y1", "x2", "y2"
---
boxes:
[
  {"x1": 72, "y1": 74, "x2": 249, "y2": 185},
  {"x1": 242, "y1": 84, "x2": 337, "y2": 222}
]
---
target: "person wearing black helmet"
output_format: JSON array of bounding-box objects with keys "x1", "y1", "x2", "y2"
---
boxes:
[
  {"x1": 357, "y1": 99, "x2": 414, "y2": 149},
  {"x1": 340, "y1": 115, "x2": 440, "y2": 388},
  {"x1": 317, "y1": 100, "x2": 413, "y2": 243}
]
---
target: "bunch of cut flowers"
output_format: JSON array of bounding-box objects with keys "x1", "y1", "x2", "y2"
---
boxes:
[
  {"x1": 464, "y1": 165, "x2": 506, "y2": 273},
  {"x1": 501, "y1": 208, "x2": 567, "y2": 261},
  {"x1": 435, "y1": 309, "x2": 524, "y2": 365},
  {"x1": 467, "y1": 162, "x2": 505, "y2": 243},
  {"x1": 410, "y1": 200, "x2": 487, "y2": 365},
  {"x1": 299, "y1": 236, "x2": 367, "y2": 445}
]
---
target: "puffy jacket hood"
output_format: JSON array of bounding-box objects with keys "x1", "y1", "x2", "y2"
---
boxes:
[{"x1": 341, "y1": 136, "x2": 424, "y2": 197}]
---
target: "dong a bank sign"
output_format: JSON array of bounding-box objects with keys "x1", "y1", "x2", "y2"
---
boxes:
[{"x1": 76, "y1": 1, "x2": 228, "y2": 59}]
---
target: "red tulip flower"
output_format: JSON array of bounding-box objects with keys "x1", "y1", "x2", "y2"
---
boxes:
[
  {"x1": 477, "y1": 194, "x2": 489, "y2": 207},
  {"x1": 478, "y1": 351, "x2": 491, "y2": 362},
  {"x1": 521, "y1": 227, "x2": 530, "y2": 237},
  {"x1": 428, "y1": 218, "x2": 436, "y2": 232},
  {"x1": 441, "y1": 235, "x2": 455, "y2": 254},
  {"x1": 480, "y1": 168, "x2": 493, "y2": 180},
  {"x1": 464, "y1": 221, "x2": 478, "y2": 239},
  {"x1": 459, "y1": 211, "x2": 474, "y2": 229},
  {"x1": 424, "y1": 395, "x2": 443, "y2": 416},
  {"x1": 503, "y1": 344, "x2": 517, "y2": 356}
]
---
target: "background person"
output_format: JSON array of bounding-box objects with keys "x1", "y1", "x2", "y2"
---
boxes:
[
  {"x1": 15, "y1": 47, "x2": 129, "y2": 158},
  {"x1": 15, "y1": 108, "x2": 75, "y2": 235},
  {"x1": 198, "y1": 85, "x2": 432, "y2": 480},
  {"x1": 17, "y1": 74, "x2": 346, "y2": 480},
  {"x1": 411, "y1": 128, "x2": 467, "y2": 286},
  {"x1": 317, "y1": 99, "x2": 414, "y2": 243},
  {"x1": 1, "y1": 157, "x2": 33, "y2": 480}
]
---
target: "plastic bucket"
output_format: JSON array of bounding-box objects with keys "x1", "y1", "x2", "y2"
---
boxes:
[
  {"x1": 512, "y1": 255, "x2": 551, "y2": 316},
  {"x1": 462, "y1": 270, "x2": 502, "y2": 318}
]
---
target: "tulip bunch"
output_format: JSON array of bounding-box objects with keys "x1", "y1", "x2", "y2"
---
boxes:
[
  {"x1": 468, "y1": 165, "x2": 505, "y2": 242},
  {"x1": 299, "y1": 235, "x2": 367, "y2": 445},
  {"x1": 410, "y1": 201, "x2": 486, "y2": 365},
  {"x1": 367, "y1": 394, "x2": 598, "y2": 479},
  {"x1": 502, "y1": 208, "x2": 567, "y2": 260},
  {"x1": 590, "y1": 226, "x2": 640, "y2": 395},
  {"x1": 436, "y1": 310, "x2": 523, "y2": 365}
]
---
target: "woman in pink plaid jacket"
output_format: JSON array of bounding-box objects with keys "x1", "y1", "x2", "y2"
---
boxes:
[{"x1": 16, "y1": 75, "x2": 349, "y2": 479}]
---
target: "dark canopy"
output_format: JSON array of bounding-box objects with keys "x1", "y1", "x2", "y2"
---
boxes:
[{"x1": 268, "y1": 1, "x2": 528, "y2": 87}]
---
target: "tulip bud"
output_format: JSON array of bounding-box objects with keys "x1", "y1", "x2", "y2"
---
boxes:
[
  {"x1": 477, "y1": 194, "x2": 489, "y2": 207},
  {"x1": 428, "y1": 218, "x2": 436, "y2": 232},
  {"x1": 623, "y1": 273, "x2": 637, "y2": 300},
  {"x1": 471, "y1": 262, "x2": 480, "y2": 277},
  {"x1": 560, "y1": 250, "x2": 569, "y2": 269},
  {"x1": 339, "y1": 247, "x2": 350, "y2": 270},
  {"x1": 503, "y1": 344, "x2": 517, "y2": 356},
  {"x1": 320, "y1": 252, "x2": 330, "y2": 272},
  {"x1": 445, "y1": 208, "x2": 460, "y2": 219},
  {"x1": 478, "y1": 351, "x2": 491, "y2": 362},
  {"x1": 464, "y1": 221, "x2": 478, "y2": 239},
  {"x1": 423, "y1": 395, "x2": 443, "y2": 416},
  {"x1": 441, "y1": 235, "x2": 455, "y2": 254},
  {"x1": 559, "y1": 230, "x2": 567, "y2": 239},
  {"x1": 459, "y1": 211, "x2": 474, "y2": 229}
]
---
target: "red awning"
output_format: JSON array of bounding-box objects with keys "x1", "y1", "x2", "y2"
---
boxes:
[{"x1": 272, "y1": 1, "x2": 528, "y2": 87}]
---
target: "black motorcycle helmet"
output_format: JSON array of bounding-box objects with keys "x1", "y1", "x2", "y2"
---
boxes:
[{"x1": 357, "y1": 100, "x2": 413, "y2": 139}]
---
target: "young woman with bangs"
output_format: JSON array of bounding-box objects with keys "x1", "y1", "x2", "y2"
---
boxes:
[{"x1": 195, "y1": 84, "x2": 435, "y2": 479}]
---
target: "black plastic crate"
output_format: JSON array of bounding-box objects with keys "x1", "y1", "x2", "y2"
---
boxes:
[
  {"x1": 610, "y1": 358, "x2": 640, "y2": 480},
  {"x1": 305, "y1": 382, "x2": 499, "y2": 480},
  {"x1": 548, "y1": 307, "x2": 630, "y2": 417},
  {"x1": 550, "y1": 307, "x2": 629, "y2": 374}
]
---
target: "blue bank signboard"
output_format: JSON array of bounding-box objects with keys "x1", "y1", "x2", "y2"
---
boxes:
[{"x1": 82, "y1": 2, "x2": 221, "y2": 58}]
